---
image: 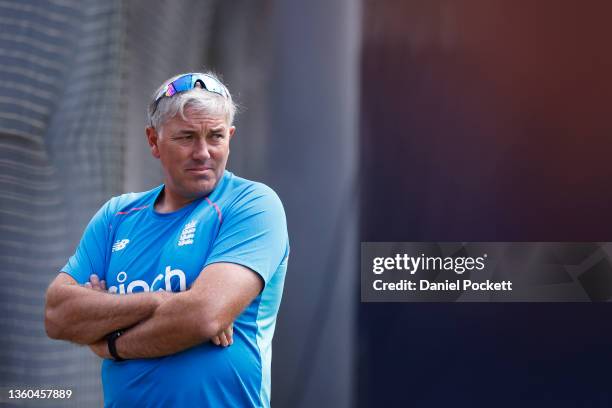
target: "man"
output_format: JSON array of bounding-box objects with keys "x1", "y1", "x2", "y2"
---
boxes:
[{"x1": 44, "y1": 72, "x2": 289, "y2": 407}]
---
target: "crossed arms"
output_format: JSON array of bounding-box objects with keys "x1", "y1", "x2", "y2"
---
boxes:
[{"x1": 44, "y1": 262, "x2": 263, "y2": 359}]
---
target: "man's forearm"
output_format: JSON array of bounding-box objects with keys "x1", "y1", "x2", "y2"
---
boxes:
[
  {"x1": 114, "y1": 290, "x2": 217, "y2": 359},
  {"x1": 99, "y1": 262, "x2": 260, "y2": 360},
  {"x1": 45, "y1": 283, "x2": 167, "y2": 345}
]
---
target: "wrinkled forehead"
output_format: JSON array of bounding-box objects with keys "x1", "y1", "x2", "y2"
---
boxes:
[{"x1": 165, "y1": 105, "x2": 229, "y2": 130}]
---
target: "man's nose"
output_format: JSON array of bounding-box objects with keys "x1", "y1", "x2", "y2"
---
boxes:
[{"x1": 192, "y1": 138, "x2": 211, "y2": 161}]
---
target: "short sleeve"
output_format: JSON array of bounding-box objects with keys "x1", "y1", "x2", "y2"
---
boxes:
[
  {"x1": 204, "y1": 184, "x2": 289, "y2": 284},
  {"x1": 61, "y1": 199, "x2": 114, "y2": 284}
]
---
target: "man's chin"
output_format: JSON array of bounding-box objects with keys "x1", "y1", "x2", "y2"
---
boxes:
[
  {"x1": 186, "y1": 179, "x2": 217, "y2": 198},
  {"x1": 170, "y1": 171, "x2": 222, "y2": 199}
]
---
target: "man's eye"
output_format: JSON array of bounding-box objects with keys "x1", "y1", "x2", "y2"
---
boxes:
[{"x1": 212, "y1": 134, "x2": 224, "y2": 139}]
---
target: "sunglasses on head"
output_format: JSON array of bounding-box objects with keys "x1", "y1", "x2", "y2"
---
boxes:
[{"x1": 152, "y1": 73, "x2": 229, "y2": 113}]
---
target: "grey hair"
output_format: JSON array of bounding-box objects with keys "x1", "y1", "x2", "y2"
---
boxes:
[{"x1": 147, "y1": 72, "x2": 237, "y2": 130}]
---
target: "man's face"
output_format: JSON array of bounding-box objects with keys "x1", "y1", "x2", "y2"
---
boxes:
[{"x1": 146, "y1": 107, "x2": 235, "y2": 201}]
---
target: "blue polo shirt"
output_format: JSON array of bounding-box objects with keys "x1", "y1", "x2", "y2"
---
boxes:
[{"x1": 62, "y1": 171, "x2": 289, "y2": 407}]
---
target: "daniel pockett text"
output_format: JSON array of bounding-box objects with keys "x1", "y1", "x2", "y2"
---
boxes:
[
  {"x1": 372, "y1": 254, "x2": 512, "y2": 291},
  {"x1": 371, "y1": 252, "x2": 511, "y2": 293}
]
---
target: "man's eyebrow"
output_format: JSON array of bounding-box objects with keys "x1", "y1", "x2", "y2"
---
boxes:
[{"x1": 209, "y1": 126, "x2": 226, "y2": 132}]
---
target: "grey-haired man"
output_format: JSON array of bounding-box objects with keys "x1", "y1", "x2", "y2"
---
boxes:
[{"x1": 45, "y1": 72, "x2": 289, "y2": 407}]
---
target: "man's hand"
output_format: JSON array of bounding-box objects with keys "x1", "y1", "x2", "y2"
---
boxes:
[
  {"x1": 89, "y1": 339, "x2": 110, "y2": 359},
  {"x1": 84, "y1": 274, "x2": 106, "y2": 292},
  {"x1": 211, "y1": 324, "x2": 233, "y2": 347}
]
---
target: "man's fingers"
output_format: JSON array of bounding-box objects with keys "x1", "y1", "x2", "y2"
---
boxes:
[
  {"x1": 212, "y1": 327, "x2": 235, "y2": 347},
  {"x1": 90, "y1": 274, "x2": 104, "y2": 291},
  {"x1": 226, "y1": 327, "x2": 233, "y2": 345},
  {"x1": 84, "y1": 282, "x2": 92, "y2": 288},
  {"x1": 220, "y1": 332, "x2": 229, "y2": 347},
  {"x1": 88, "y1": 274, "x2": 108, "y2": 292}
]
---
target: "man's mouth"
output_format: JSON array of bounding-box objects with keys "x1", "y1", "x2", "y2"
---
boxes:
[{"x1": 186, "y1": 167, "x2": 213, "y2": 174}]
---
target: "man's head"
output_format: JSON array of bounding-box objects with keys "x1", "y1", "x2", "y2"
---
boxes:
[{"x1": 146, "y1": 72, "x2": 237, "y2": 202}]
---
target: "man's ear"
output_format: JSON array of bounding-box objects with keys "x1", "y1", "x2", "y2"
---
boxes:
[
  {"x1": 228, "y1": 126, "x2": 236, "y2": 155},
  {"x1": 145, "y1": 126, "x2": 160, "y2": 159}
]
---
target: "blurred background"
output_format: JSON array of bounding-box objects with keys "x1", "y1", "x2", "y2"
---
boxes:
[{"x1": 1, "y1": 0, "x2": 612, "y2": 407}]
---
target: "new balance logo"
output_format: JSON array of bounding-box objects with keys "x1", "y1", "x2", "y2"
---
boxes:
[
  {"x1": 178, "y1": 220, "x2": 197, "y2": 246},
  {"x1": 112, "y1": 239, "x2": 130, "y2": 252}
]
